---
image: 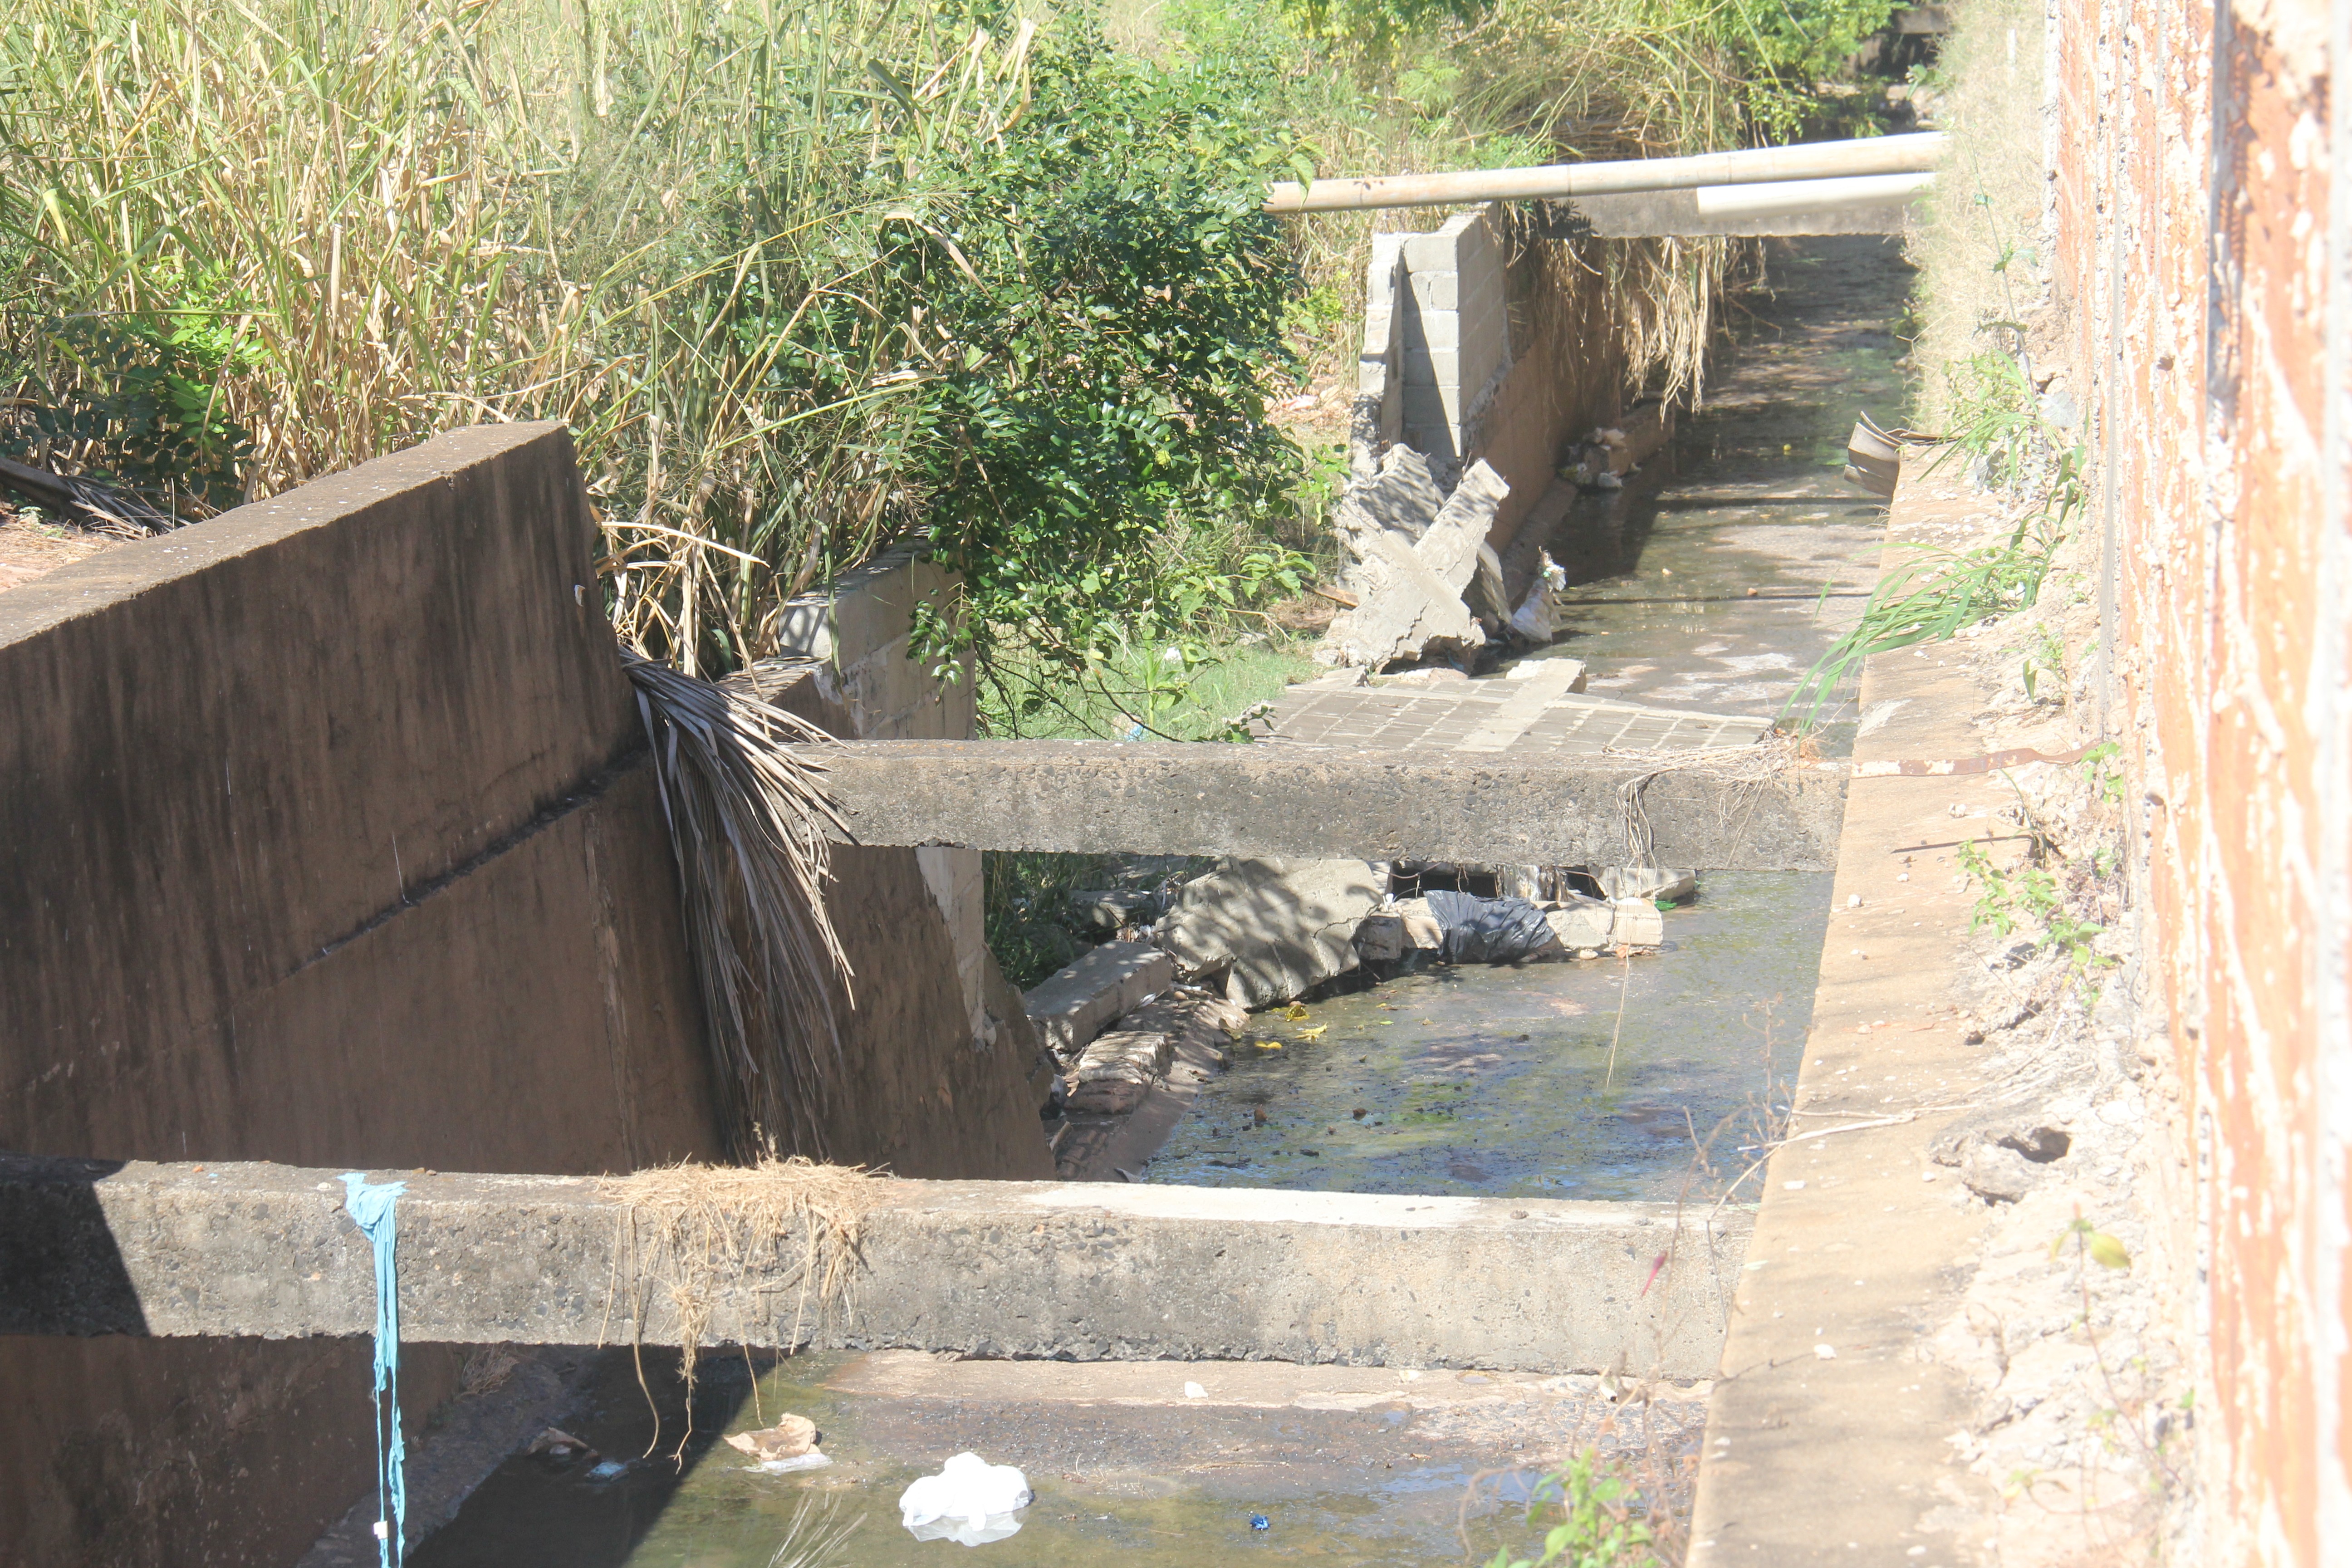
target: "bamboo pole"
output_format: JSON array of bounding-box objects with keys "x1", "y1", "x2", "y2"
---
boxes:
[{"x1": 1263, "y1": 132, "x2": 1947, "y2": 213}]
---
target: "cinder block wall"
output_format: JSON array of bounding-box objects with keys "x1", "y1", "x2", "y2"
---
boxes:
[
  {"x1": 0, "y1": 424, "x2": 723, "y2": 1568},
  {"x1": 1399, "y1": 208, "x2": 1512, "y2": 480},
  {"x1": 2048, "y1": 0, "x2": 2351, "y2": 1559},
  {"x1": 1352, "y1": 206, "x2": 1630, "y2": 566}
]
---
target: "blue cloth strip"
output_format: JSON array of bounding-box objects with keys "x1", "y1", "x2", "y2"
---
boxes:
[{"x1": 341, "y1": 1173, "x2": 408, "y2": 1568}]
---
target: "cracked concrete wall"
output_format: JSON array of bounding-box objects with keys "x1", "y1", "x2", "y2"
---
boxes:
[
  {"x1": 2049, "y1": 0, "x2": 2351, "y2": 1559},
  {"x1": 0, "y1": 423, "x2": 725, "y2": 1566}
]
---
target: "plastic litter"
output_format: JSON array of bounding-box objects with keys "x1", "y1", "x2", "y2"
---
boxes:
[
  {"x1": 585, "y1": 1460, "x2": 628, "y2": 1482},
  {"x1": 752, "y1": 1453, "x2": 833, "y2": 1475},
  {"x1": 1420, "y1": 890, "x2": 1555, "y2": 965},
  {"x1": 339, "y1": 1174, "x2": 408, "y2": 1568},
  {"x1": 725, "y1": 1415, "x2": 818, "y2": 1462},
  {"x1": 900, "y1": 1451, "x2": 1033, "y2": 1546},
  {"x1": 1250, "y1": 1513, "x2": 1271, "y2": 1531}
]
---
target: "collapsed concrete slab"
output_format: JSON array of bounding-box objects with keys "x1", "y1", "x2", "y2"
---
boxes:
[
  {"x1": 806, "y1": 738, "x2": 1845, "y2": 871},
  {"x1": 1331, "y1": 445, "x2": 1445, "y2": 552},
  {"x1": 1157, "y1": 858, "x2": 1387, "y2": 1007},
  {"x1": 1322, "y1": 453, "x2": 1512, "y2": 668},
  {"x1": 1023, "y1": 940, "x2": 1176, "y2": 1063},
  {"x1": 1411, "y1": 459, "x2": 1511, "y2": 616},
  {"x1": 1322, "y1": 526, "x2": 1487, "y2": 670},
  {"x1": 0, "y1": 1156, "x2": 1749, "y2": 1378}
]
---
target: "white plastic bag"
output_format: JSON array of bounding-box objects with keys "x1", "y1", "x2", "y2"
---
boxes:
[{"x1": 898, "y1": 1451, "x2": 1032, "y2": 1546}]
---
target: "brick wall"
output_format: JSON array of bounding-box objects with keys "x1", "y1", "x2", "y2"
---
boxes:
[{"x1": 2047, "y1": 0, "x2": 2350, "y2": 1558}]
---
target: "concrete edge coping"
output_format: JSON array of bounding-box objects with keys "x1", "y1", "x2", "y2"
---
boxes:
[{"x1": 2, "y1": 1155, "x2": 1755, "y2": 1377}]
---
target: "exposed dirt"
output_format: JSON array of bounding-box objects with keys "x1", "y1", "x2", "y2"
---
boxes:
[
  {"x1": 0, "y1": 502, "x2": 118, "y2": 591},
  {"x1": 1892, "y1": 464, "x2": 2200, "y2": 1563}
]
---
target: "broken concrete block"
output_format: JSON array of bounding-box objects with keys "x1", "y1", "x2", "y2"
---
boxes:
[
  {"x1": 1539, "y1": 897, "x2": 1665, "y2": 952},
  {"x1": 1024, "y1": 940, "x2": 1176, "y2": 1061},
  {"x1": 1064, "y1": 1029, "x2": 1175, "y2": 1115},
  {"x1": 1608, "y1": 899, "x2": 1665, "y2": 947},
  {"x1": 1412, "y1": 460, "x2": 1509, "y2": 598},
  {"x1": 1333, "y1": 445, "x2": 1444, "y2": 552},
  {"x1": 1354, "y1": 914, "x2": 1407, "y2": 963},
  {"x1": 1157, "y1": 858, "x2": 1387, "y2": 1009},
  {"x1": 1319, "y1": 528, "x2": 1486, "y2": 670}
]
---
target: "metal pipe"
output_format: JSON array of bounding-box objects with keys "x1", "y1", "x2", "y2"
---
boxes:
[
  {"x1": 1690, "y1": 171, "x2": 1935, "y2": 220},
  {"x1": 1263, "y1": 132, "x2": 1947, "y2": 213}
]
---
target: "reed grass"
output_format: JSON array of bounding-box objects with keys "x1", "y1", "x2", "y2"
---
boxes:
[{"x1": 1, "y1": 0, "x2": 1027, "y2": 671}]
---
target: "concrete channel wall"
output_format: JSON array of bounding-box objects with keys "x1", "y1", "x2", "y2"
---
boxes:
[
  {"x1": 0, "y1": 427, "x2": 1045, "y2": 1566},
  {"x1": 0, "y1": 424, "x2": 726, "y2": 1568},
  {"x1": 740, "y1": 548, "x2": 1059, "y2": 1168}
]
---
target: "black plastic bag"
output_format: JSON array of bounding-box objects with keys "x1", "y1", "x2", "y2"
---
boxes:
[{"x1": 1421, "y1": 890, "x2": 1555, "y2": 965}]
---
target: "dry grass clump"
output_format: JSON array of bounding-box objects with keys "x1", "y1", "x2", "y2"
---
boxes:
[
  {"x1": 1903, "y1": 0, "x2": 2052, "y2": 426},
  {"x1": 599, "y1": 1156, "x2": 887, "y2": 1452}
]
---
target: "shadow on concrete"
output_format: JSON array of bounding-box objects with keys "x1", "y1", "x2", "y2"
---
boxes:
[{"x1": 0, "y1": 1154, "x2": 145, "y2": 1336}]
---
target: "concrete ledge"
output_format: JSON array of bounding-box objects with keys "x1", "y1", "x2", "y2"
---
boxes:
[
  {"x1": 807, "y1": 739, "x2": 1845, "y2": 870},
  {"x1": 1024, "y1": 940, "x2": 1178, "y2": 1059},
  {"x1": 0, "y1": 1156, "x2": 1749, "y2": 1377}
]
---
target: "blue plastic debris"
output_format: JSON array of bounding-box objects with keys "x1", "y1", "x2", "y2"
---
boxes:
[
  {"x1": 340, "y1": 1174, "x2": 408, "y2": 1568},
  {"x1": 1250, "y1": 1514, "x2": 1270, "y2": 1532}
]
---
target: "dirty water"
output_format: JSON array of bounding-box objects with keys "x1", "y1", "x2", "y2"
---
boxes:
[
  {"x1": 1142, "y1": 235, "x2": 1909, "y2": 1205},
  {"x1": 414, "y1": 1349, "x2": 1701, "y2": 1568},
  {"x1": 1145, "y1": 870, "x2": 1820, "y2": 1203}
]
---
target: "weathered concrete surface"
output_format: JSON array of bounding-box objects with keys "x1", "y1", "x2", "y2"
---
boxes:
[
  {"x1": 0, "y1": 1156, "x2": 1749, "y2": 1378},
  {"x1": 1024, "y1": 939, "x2": 1178, "y2": 1061},
  {"x1": 810, "y1": 738, "x2": 1845, "y2": 870},
  {"x1": 1158, "y1": 857, "x2": 1387, "y2": 1007},
  {"x1": 0, "y1": 422, "x2": 724, "y2": 1568},
  {"x1": 1686, "y1": 478, "x2": 2007, "y2": 1565}
]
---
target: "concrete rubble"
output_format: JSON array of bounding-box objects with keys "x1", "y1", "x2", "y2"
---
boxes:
[
  {"x1": 1045, "y1": 985, "x2": 1248, "y2": 1180},
  {"x1": 1361, "y1": 892, "x2": 1665, "y2": 967},
  {"x1": 1063, "y1": 1030, "x2": 1175, "y2": 1115},
  {"x1": 1318, "y1": 447, "x2": 1516, "y2": 669},
  {"x1": 1153, "y1": 857, "x2": 1389, "y2": 1008},
  {"x1": 1023, "y1": 939, "x2": 1176, "y2": 1063}
]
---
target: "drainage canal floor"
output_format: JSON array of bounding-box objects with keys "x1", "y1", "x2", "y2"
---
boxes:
[
  {"x1": 1147, "y1": 234, "x2": 1910, "y2": 1204},
  {"x1": 1146, "y1": 870, "x2": 1822, "y2": 1202},
  {"x1": 412, "y1": 1348, "x2": 1703, "y2": 1567}
]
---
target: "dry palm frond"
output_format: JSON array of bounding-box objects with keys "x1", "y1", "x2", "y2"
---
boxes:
[
  {"x1": 599, "y1": 1156, "x2": 884, "y2": 1457},
  {"x1": 622, "y1": 652, "x2": 853, "y2": 1159}
]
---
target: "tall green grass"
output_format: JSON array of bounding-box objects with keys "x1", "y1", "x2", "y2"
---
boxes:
[{"x1": 1, "y1": 0, "x2": 1029, "y2": 671}]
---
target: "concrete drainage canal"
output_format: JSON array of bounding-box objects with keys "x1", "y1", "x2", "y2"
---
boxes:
[{"x1": 372, "y1": 234, "x2": 1909, "y2": 1568}]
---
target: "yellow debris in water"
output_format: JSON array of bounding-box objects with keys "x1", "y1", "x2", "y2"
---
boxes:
[
  {"x1": 1281, "y1": 1002, "x2": 1309, "y2": 1021},
  {"x1": 1298, "y1": 1025, "x2": 1328, "y2": 1040},
  {"x1": 1255, "y1": 1039, "x2": 1283, "y2": 1050}
]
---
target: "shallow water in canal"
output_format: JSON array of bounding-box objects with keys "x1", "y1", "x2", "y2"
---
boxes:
[{"x1": 403, "y1": 234, "x2": 1911, "y2": 1568}]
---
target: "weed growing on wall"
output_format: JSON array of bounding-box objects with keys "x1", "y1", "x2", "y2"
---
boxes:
[{"x1": 1783, "y1": 336, "x2": 2084, "y2": 725}]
